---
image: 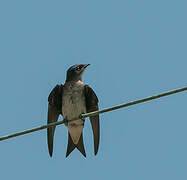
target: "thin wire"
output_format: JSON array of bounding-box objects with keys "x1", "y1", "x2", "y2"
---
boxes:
[{"x1": 0, "y1": 86, "x2": 186, "y2": 142}]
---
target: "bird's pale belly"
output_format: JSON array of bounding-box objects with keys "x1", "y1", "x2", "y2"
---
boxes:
[
  {"x1": 62, "y1": 91, "x2": 86, "y2": 144},
  {"x1": 62, "y1": 98, "x2": 86, "y2": 119}
]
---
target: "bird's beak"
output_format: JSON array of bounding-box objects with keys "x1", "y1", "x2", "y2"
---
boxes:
[{"x1": 83, "y1": 64, "x2": 90, "y2": 69}]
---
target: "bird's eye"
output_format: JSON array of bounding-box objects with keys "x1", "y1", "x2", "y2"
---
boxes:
[{"x1": 76, "y1": 66, "x2": 82, "y2": 71}]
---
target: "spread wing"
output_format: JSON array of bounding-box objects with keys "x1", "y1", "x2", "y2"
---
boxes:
[
  {"x1": 84, "y1": 85, "x2": 100, "y2": 155},
  {"x1": 47, "y1": 84, "x2": 63, "y2": 157}
]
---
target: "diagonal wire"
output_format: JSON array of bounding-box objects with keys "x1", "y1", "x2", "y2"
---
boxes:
[{"x1": 0, "y1": 86, "x2": 186, "y2": 142}]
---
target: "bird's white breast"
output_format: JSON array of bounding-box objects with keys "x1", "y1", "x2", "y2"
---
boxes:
[
  {"x1": 62, "y1": 80, "x2": 86, "y2": 144},
  {"x1": 62, "y1": 80, "x2": 86, "y2": 119}
]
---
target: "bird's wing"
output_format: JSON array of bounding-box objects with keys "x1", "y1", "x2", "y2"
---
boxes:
[
  {"x1": 84, "y1": 85, "x2": 100, "y2": 155},
  {"x1": 47, "y1": 84, "x2": 63, "y2": 157}
]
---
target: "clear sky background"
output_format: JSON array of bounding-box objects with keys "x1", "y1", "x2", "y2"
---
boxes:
[{"x1": 0, "y1": 0, "x2": 187, "y2": 179}]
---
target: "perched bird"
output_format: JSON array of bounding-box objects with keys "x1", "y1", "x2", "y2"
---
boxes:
[{"x1": 47, "y1": 64, "x2": 100, "y2": 157}]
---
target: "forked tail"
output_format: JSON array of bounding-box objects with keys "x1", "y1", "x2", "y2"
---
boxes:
[{"x1": 66, "y1": 132, "x2": 86, "y2": 157}]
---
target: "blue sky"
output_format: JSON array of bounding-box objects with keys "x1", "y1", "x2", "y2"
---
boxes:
[{"x1": 0, "y1": 0, "x2": 187, "y2": 179}]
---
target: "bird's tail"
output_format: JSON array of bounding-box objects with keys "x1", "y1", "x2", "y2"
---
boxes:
[{"x1": 66, "y1": 132, "x2": 86, "y2": 157}]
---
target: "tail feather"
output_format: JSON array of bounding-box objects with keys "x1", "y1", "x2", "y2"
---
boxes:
[
  {"x1": 76, "y1": 133, "x2": 86, "y2": 157},
  {"x1": 66, "y1": 132, "x2": 76, "y2": 157},
  {"x1": 66, "y1": 132, "x2": 86, "y2": 157}
]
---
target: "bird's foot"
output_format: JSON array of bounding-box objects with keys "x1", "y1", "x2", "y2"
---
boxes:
[
  {"x1": 63, "y1": 118, "x2": 69, "y2": 126},
  {"x1": 79, "y1": 114, "x2": 85, "y2": 120}
]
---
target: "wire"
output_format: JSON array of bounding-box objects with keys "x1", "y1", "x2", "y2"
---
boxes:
[{"x1": 0, "y1": 86, "x2": 186, "y2": 142}]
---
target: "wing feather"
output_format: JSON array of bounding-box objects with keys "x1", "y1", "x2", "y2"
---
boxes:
[
  {"x1": 84, "y1": 85, "x2": 100, "y2": 155},
  {"x1": 47, "y1": 84, "x2": 63, "y2": 157}
]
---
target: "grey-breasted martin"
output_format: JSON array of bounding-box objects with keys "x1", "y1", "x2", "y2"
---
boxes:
[{"x1": 47, "y1": 64, "x2": 100, "y2": 157}]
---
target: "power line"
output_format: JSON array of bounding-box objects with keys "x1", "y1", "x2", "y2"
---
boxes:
[{"x1": 0, "y1": 86, "x2": 186, "y2": 142}]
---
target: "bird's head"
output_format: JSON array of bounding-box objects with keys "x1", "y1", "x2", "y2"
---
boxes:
[{"x1": 66, "y1": 64, "x2": 90, "y2": 82}]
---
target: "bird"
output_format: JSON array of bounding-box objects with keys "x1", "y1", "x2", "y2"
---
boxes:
[{"x1": 47, "y1": 64, "x2": 100, "y2": 157}]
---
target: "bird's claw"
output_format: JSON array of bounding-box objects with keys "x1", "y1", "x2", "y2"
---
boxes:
[
  {"x1": 79, "y1": 114, "x2": 85, "y2": 120},
  {"x1": 63, "y1": 118, "x2": 68, "y2": 125}
]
